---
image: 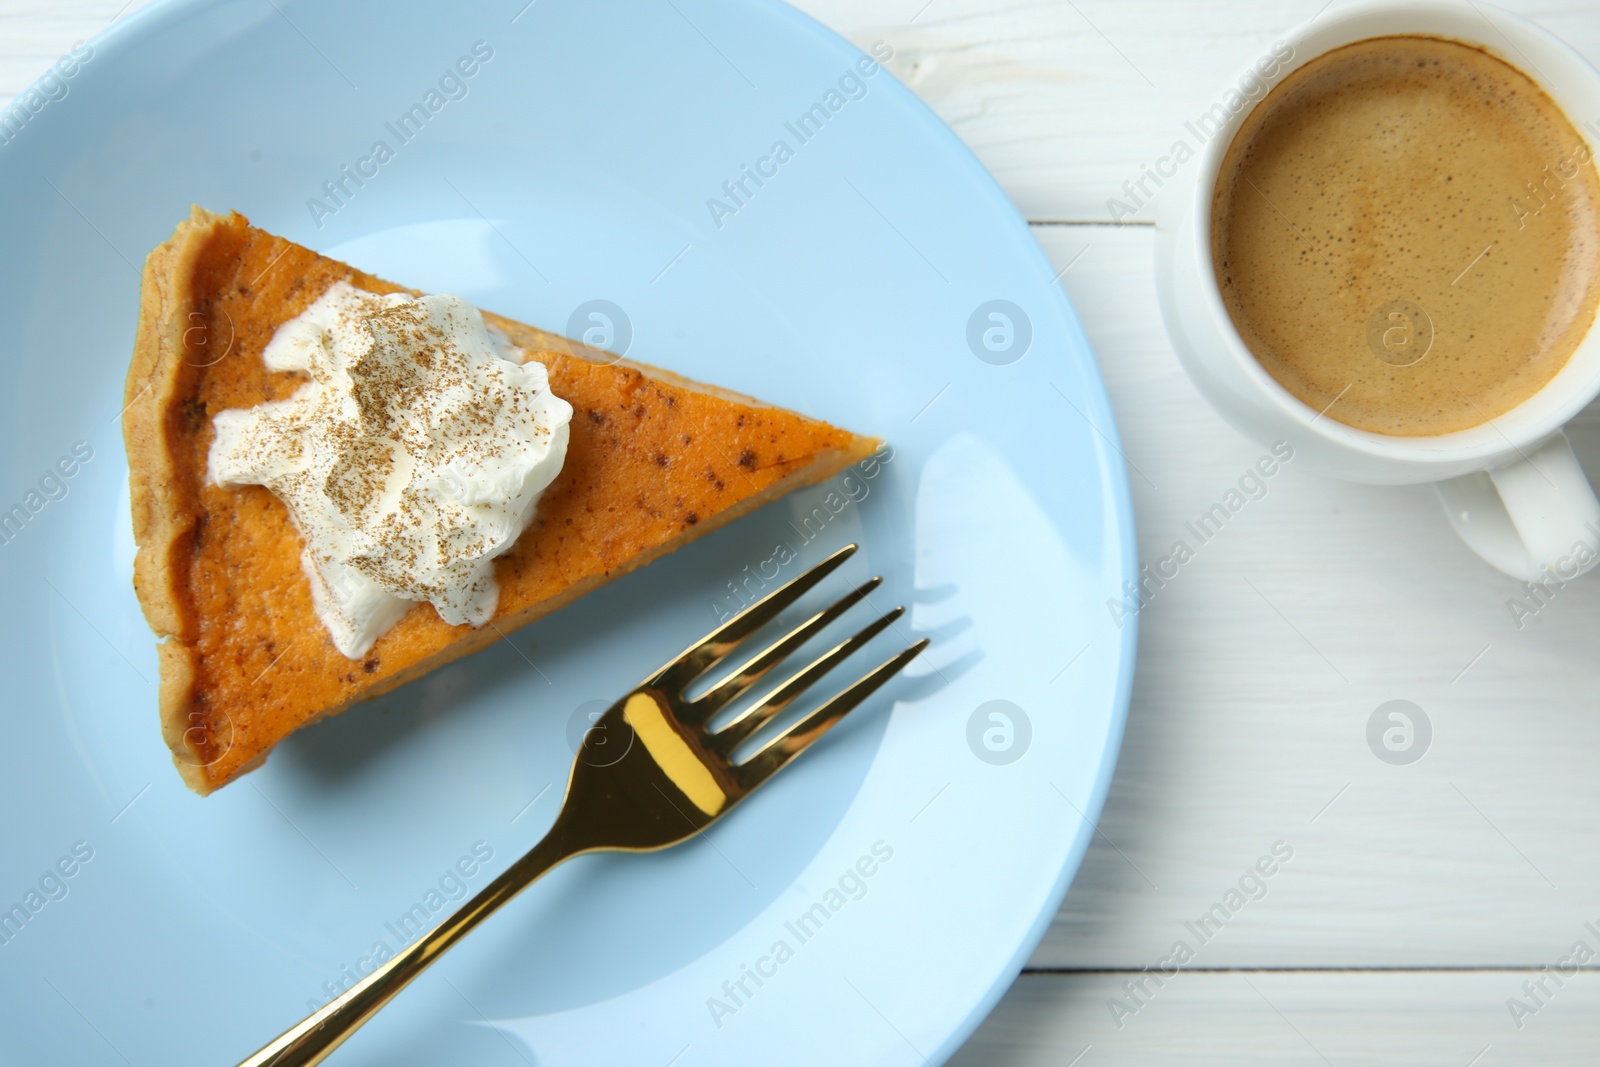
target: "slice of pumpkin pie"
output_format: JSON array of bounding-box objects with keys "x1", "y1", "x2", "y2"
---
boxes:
[{"x1": 124, "y1": 207, "x2": 879, "y2": 794}]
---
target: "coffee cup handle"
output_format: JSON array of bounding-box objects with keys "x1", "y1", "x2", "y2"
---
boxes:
[{"x1": 1433, "y1": 431, "x2": 1600, "y2": 582}]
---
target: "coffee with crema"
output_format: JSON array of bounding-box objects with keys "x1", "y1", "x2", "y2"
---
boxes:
[{"x1": 1211, "y1": 35, "x2": 1600, "y2": 436}]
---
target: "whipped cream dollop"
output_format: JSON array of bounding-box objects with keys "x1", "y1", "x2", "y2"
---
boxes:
[{"x1": 209, "y1": 281, "x2": 572, "y2": 659}]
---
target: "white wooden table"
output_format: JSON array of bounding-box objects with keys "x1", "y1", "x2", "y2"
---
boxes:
[{"x1": 10, "y1": 0, "x2": 1600, "y2": 1062}]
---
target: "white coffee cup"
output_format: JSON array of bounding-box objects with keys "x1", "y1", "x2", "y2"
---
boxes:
[{"x1": 1155, "y1": 0, "x2": 1600, "y2": 582}]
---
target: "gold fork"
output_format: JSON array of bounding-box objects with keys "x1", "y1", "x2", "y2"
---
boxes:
[{"x1": 238, "y1": 542, "x2": 925, "y2": 1066}]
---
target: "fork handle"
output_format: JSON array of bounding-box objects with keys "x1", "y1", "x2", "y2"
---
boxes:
[{"x1": 237, "y1": 828, "x2": 579, "y2": 1066}]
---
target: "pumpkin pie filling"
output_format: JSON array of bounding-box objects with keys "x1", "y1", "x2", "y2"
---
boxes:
[{"x1": 125, "y1": 208, "x2": 880, "y2": 793}]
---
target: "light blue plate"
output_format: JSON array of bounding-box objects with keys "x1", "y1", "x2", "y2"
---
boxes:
[{"x1": 0, "y1": 1, "x2": 1136, "y2": 1063}]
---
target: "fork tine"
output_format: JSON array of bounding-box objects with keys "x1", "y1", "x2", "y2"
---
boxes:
[
  {"x1": 738, "y1": 639, "x2": 929, "y2": 786},
  {"x1": 651, "y1": 543, "x2": 858, "y2": 689},
  {"x1": 693, "y1": 577, "x2": 883, "y2": 719},
  {"x1": 715, "y1": 606, "x2": 904, "y2": 748}
]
